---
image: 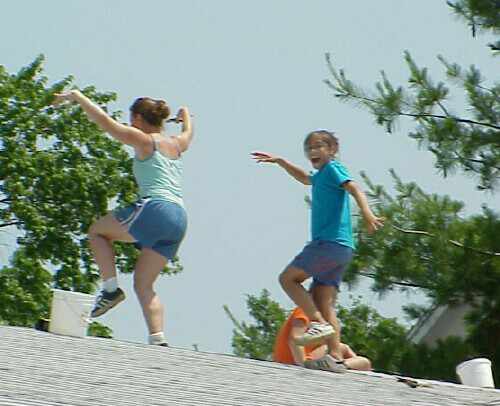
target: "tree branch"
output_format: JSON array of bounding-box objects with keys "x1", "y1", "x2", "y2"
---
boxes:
[
  {"x1": 399, "y1": 112, "x2": 500, "y2": 130},
  {"x1": 357, "y1": 271, "x2": 430, "y2": 289},
  {"x1": 476, "y1": 84, "x2": 499, "y2": 97},
  {"x1": 391, "y1": 224, "x2": 500, "y2": 257},
  {"x1": 460, "y1": 156, "x2": 499, "y2": 168},
  {"x1": 334, "y1": 90, "x2": 500, "y2": 130},
  {"x1": 223, "y1": 304, "x2": 249, "y2": 338},
  {"x1": 0, "y1": 221, "x2": 20, "y2": 228},
  {"x1": 437, "y1": 101, "x2": 450, "y2": 116}
]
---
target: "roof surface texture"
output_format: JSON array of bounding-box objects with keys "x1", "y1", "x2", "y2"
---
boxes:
[{"x1": 1, "y1": 327, "x2": 499, "y2": 406}]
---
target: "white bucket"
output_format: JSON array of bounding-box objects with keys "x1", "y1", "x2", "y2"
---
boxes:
[
  {"x1": 456, "y1": 358, "x2": 495, "y2": 388},
  {"x1": 48, "y1": 289, "x2": 95, "y2": 338}
]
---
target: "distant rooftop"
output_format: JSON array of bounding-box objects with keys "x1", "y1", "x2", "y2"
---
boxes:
[{"x1": 0, "y1": 327, "x2": 499, "y2": 406}]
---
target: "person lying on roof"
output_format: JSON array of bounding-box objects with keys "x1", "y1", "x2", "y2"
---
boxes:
[{"x1": 273, "y1": 306, "x2": 371, "y2": 372}]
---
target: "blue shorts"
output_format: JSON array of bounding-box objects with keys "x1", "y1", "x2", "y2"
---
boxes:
[
  {"x1": 113, "y1": 198, "x2": 187, "y2": 260},
  {"x1": 288, "y1": 240, "x2": 353, "y2": 288}
]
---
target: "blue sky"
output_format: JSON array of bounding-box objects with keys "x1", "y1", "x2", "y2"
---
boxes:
[{"x1": 1, "y1": 1, "x2": 498, "y2": 353}]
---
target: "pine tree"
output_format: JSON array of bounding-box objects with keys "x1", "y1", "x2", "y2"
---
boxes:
[{"x1": 324, "y1": 0, "x2": 499, "y2": 385}]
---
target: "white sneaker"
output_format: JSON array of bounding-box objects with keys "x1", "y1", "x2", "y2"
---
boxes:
[
  {"x1": 305, "y1": 355, "x2": 347, "y2": 373},
  {"x1": 294, "y1": 321, "x2": 335, "y2": 345}
]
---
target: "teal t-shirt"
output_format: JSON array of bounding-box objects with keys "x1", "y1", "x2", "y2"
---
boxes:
[{"x1": 309, "y1": 160, "x2": 354, "y2": 249}]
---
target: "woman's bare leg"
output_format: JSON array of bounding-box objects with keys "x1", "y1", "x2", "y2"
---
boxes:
[
  {"x1": 88, "y1": 213, "x2": 135, "y2": 281},
  {"x1": 133, "y1": 248, "x2": 167, "y2": 335}
]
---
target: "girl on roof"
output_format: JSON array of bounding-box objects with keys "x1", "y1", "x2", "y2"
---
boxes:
[{"x1": 252, "y1": 129, "x2": 383, "y2": 362}]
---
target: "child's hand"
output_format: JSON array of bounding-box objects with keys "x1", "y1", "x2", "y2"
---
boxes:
[
  {"x1": 251, "y1": 151, "x2": 281, "y2": 164},
  {"x1": 364, "y1": 214, "x2": 384, "y2": 234}
]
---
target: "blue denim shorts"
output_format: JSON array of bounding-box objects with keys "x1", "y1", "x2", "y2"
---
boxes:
[
  {"x1": 113, "y1": 198, "x2": 187, "y2": 260},
  {"x1": 288, "y1": 240, "x2": 353, "y2": 288}
]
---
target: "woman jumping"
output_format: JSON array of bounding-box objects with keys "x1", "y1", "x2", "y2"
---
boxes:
[{"x1": 54, "y1": 91, "x2": 193, "y2": 346}]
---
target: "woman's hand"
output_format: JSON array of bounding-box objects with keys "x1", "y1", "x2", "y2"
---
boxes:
[
  {"x1": 53, "y1": 90, "x2": 81, "y2": 105},
  {"x1": 251, "y1": 151, "x2": 282, "y2": 164},
  {"x1": 175, "y1": 106, "x2": 189, "y2": 122}
]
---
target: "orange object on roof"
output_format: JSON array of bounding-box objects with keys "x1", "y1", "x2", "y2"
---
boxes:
[{"x1": 273, "y1": 307, "x2": 321, "y2": 364}]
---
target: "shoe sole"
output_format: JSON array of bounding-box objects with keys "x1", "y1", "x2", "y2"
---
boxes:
[
  {"x1": 306, "y1": 358, "x2": 347, "y2": 373},
  {"x1": 294, "y1": 329, "x2": 335, "y2": 346},
  {"x1": 90, "y1": 295, "x2": 125, "y2": 318}
]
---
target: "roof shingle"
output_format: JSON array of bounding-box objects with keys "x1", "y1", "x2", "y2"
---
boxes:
[{"x1": 1, "y1": 327, "x2": 499, "y2": 406}]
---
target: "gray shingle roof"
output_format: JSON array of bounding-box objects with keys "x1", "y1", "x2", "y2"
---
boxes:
[{"x1": 1, "y1": 327, "x2": 499, "y2": 406}]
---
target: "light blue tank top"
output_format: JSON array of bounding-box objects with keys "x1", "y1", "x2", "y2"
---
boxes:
[{"x1": 132, "y1": 136, "x2": 184, "y2": 207}]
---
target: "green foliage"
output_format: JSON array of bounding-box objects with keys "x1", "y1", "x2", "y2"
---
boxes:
[
  {"x1": 224, "y1": 290, "x2": 287, "y2": 360},
  {"x1": 325, "y1": 51, "x2": 499, "y2": 191},
  {"x1": 0, "y1": 56, "x2": 182, "y2": 329},
  {"x1": 402, "y1": 303, "x2": 430, "y2": 322},
  {"x1": 337, "y1": 298, "x2": 409, "y2": 372},
  {"x1": 400, "y1": 336, "x2": 474, "y2": 382},
  {"x1": 346, "y1": 171, "x2": 500, "y2": 382},
  {"x1": 347, "y1": 171, "x2": 500, "y2": 302},
  {"x1": 88, "y1": 321, "x2": 113, "y2": 338},
  {"x1": 228, "y1": 291, "x2": 475, "y2": 383},
  {"x1": 339, "y1": 299, "x2": 477, "y2": 383},
  {"x1": 465, "y1": 300, "x2": 500, "y2": 384},
  {"x1": 0, "y1": 249, "x2": 52, "y2": 326},
  {"x1": 229, "y1": 0, "x2": 498, "y2": 385},
  {"x1": 324, "y1": 2, "x2": 500, "y2": 386},
  {"x1": 448, "y1": 0, "x2": 500, "y2": 50}
]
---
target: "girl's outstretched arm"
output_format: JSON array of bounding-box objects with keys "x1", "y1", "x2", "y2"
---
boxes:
[
  {"x1": 251, "y1": 152, "x2": 311, "y2": 185},
  {"x1": 343, "y1": 181, "x2": 384, "y2": 233},
  {"x1": 53, "y1": 90, "x2": 149, "y2": 148},
  {"x1": 175, "y1": 106, "x2": 193, "y2": 153}
]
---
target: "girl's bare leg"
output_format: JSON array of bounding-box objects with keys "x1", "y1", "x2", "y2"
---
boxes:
[
  {"x1": 279, "y1": 266, "x2": 325, "y2": 322},
  {"x1": 312, "y1": 284, "x2": 342, "y2": 360}
]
